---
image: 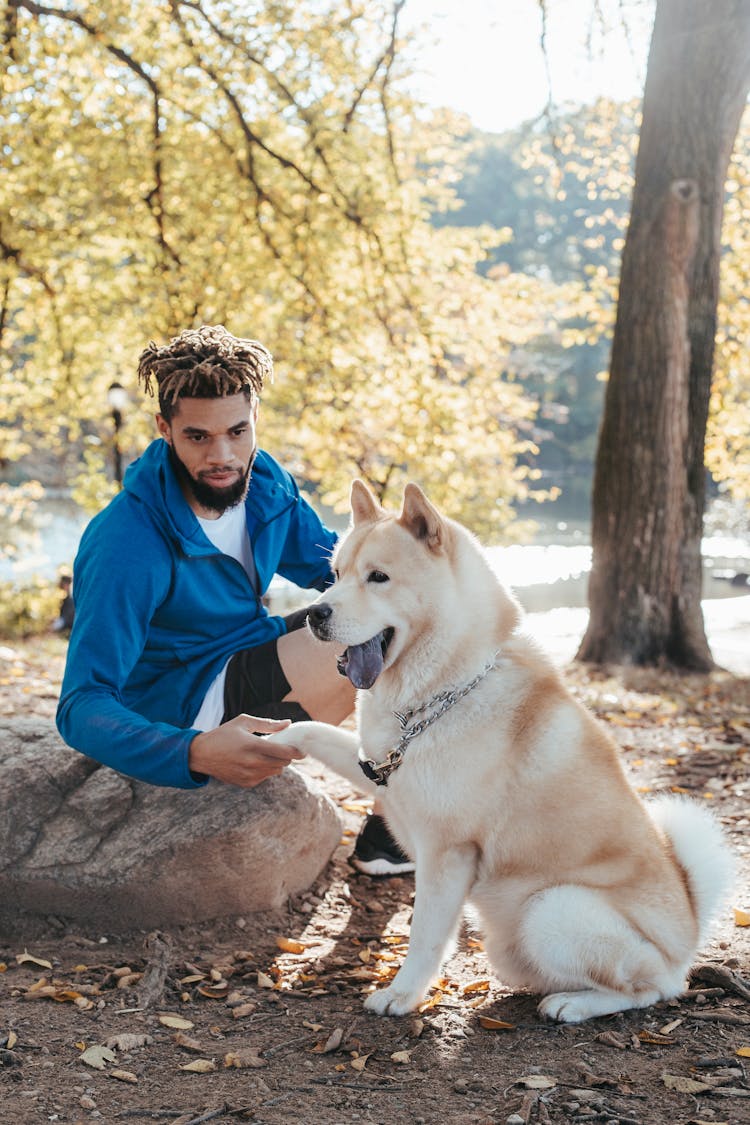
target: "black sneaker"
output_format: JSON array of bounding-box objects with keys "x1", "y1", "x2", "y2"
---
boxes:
[{"x1": 350, "y1": 813, "x2": 416, "y2": 877}]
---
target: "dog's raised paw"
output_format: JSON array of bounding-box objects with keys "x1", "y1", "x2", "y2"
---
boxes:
[{"x1": 364, "y1": 987, "x2": 420, "y2": 1016}]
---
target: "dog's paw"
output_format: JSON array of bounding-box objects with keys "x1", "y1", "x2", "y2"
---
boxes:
[
  {"x1": 538, "y1": 991, "x2": 596, "y2": 1023},
  {"x1": 364, "y1": 986, "x2": 422, "y2": 1016}
]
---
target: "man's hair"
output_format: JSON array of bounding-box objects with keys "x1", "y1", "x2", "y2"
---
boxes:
[{"x1": 137, "y1": 325, "x2": 273, "y2": 420}]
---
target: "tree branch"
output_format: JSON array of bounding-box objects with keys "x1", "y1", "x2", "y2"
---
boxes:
[{"x1": 10, "y1": 0, "x2": 181, "y2": 270}]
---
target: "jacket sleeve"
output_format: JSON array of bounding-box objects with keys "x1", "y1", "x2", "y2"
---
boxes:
[{"x1": 56, "y1": 512, "x2": 207, "y2": 789}]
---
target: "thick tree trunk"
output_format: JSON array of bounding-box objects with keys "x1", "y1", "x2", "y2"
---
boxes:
[{"x1": 577, "y1": 0, "x2": 750, "y2": 670}]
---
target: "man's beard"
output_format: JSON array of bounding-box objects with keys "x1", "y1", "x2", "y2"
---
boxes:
[{"x1": 170, "y1": 446, "x2": 256, "y2": 515}]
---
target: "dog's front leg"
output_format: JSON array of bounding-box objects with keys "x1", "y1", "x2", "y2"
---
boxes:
[
  {"x1": 267, "y1": 722, "x2": 377, "y2": 795},
  {"x1": 365, "y1": 842, "x2": 478, "y2": 1016}
]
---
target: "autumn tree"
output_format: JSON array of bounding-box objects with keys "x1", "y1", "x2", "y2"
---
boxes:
[
  {"x1": 577, "y1": 0, "x2": 750, "y2": 669},
  {"x1": 0, "y1": 0, "x2": 578, "y2": 541}
]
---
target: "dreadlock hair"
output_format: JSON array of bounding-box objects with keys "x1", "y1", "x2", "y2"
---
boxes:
[{"x1": 137, "y1": 325, "x2": 273, "y2": 421}]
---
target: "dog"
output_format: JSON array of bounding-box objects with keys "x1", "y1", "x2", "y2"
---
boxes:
[{"x1": 271, "y1": 480, "x2": 734, "y2": 1022}]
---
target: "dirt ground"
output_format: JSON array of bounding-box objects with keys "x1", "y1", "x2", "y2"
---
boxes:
[{"x1": 2, "y1": 636, "x2": 750, "y2": 1125}]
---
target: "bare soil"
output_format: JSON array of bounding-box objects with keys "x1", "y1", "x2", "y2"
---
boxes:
[{"x1": 1, "y1": 636, "x2": 750, "y2": 1125}]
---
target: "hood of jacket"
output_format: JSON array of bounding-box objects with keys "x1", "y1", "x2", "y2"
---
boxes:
[{"x1": 122, "y1": 438, "x2": 299, "y2": 559}]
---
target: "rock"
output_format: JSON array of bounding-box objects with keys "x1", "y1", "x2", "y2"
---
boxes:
[{"x1": 0, "y1": 718, "x2": 341, "y2": 931}]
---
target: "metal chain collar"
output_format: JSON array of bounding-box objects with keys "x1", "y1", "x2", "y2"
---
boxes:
[{"x1": 358, "y1": 657, "x2": 497, "y2": 787}]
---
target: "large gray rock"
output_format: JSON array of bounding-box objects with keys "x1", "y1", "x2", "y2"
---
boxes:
[{"x1": 0, "y1": 718, "x2": 341, "y2": 931}]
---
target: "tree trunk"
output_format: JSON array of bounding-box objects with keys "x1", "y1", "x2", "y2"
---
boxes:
[{"x1": 577, "y1": 0, "x2": 750, "y2": 670}]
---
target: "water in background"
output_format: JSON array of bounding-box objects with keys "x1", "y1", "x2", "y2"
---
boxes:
[{"x1": 2, "y1": 493, "x2": 749, "y2": 616}]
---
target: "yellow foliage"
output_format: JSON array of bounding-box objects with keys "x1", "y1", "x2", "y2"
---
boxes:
[{"x1": 0, "y1": 0, "x2": 582, "y2": 541}]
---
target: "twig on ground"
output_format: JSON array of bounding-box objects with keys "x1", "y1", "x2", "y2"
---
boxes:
[{"x1": 688, "y1": 962, "x2": 750, "y2": 1002}]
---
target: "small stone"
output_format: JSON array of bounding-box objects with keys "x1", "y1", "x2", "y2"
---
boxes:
[
  {"x1": 79, "y1": 1095, "x2": 97, "y2": 1110},
  {"x1": 454, "y1": 1078, "x2": 468, "y2": 1094},
  {"x1": 506, "y1": 1115, "x2": 525, "y2": 1125}
]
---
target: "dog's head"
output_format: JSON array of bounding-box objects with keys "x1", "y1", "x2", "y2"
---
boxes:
[{"x1": 307, "y1": 480, "x2": 454, "y2": 689}]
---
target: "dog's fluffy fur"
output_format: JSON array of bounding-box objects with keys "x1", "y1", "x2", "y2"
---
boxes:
[{"x1": 272, "y1": 481, "x2": 734, "y2": 1022}]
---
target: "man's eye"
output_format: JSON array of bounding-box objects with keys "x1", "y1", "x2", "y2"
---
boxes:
[{"x1": 367, "y1": 570, "x2": 389, "y2": 584}]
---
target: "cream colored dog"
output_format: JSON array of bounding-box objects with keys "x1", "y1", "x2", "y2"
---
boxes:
[{"x1": 272, "y1": 480, "x2": 733, "y2": 1022}]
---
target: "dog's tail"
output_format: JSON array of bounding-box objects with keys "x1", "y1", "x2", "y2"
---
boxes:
[{"x1": 647, "y1": 795, "x2": 735, "y2": 947}]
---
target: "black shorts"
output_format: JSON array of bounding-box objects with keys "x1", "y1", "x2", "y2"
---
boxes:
[{"x1": 222, "y1": 607, "x2": 312, "y2": 724}]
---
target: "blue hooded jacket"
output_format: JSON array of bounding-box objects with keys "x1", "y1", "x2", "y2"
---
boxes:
[{"x1": 56, "y1": 439, "x2": 337, "y2": 788}]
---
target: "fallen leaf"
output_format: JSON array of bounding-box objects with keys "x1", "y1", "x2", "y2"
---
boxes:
[
  {"x1": 6, "y1": 1032, "x2": 18, "y2": 1049},
  {"x1": 173, "y1": 1032, "x2": 204, "y2": 1053},
  {"x1": 80, "y1": 1044, "x2": 117, "y2": 1070},
  {"x1": 736, "y1": 1046, "x2": 750, "y2": 1058},
  {"x1": 662, "y1": 1072, "x2": 714, "y2": 1094},
  {"x1": 179, "y1": 1058, "x2": 216, "y2": 1073},
  {"x1": 231, "y1": 1002, "x2": 256, "y2": 1020},
  {"x1": 224, "y1": 1048, "x2": 267, "y2": 1069},
  {"x1": 25, "y1": 977, "x2": 50, "y2": 994},
  {"x1": 276, "y1": 937, "x2": 306, "y2": 954},
  {"x1": 109, "y1": 1068, "x2": 138, "y2": 1084},
  {"x1": 463, "y1": 979, "x2": 491, "y2": 995},
  {"x1": 303, "y1": 1021, "x2": 324, "y2": 1032},
  {"x1": 734, "y1": 908, "x2": 750, "y2": 927},
  {"x1": 158, "y1": 1015, "x2": 194, "y2": 1030},
  {"x1": 390, "y1": 1049, "x2": 411, "y2": 1064},
  {"x1": 257, "y1": 971, "x2": 276, "y2": 989},
  {"x1": 516, "y1": 1075, "x2": 557, "y2": 1089},
  {"x1": 179, "y1": 973, "x2": 206, "y2": 984},
  {"x1": 478, "y1": 1016, "x2": 516, "y2": 1031},
  {"x1": 638, "y1": 1030, "x2": 676, "y2": 1045},
  {"x1": 418, "y1": 990, "x2": 446, "y2": 1011},
  {"x1": 105, "y1": 1033, "x2": 153, "y2": 1051},
  {"x1": 52, "y1": 989, "x2": 88, "y2": 1005},
  {"x1": 16, "y1": 952, "x2": 52, "y2": 971},
  {"x1": 351, "y1": 1053, "x2": 371, "y2": 1071},
  {"x1": 594, "y1": 1030, "x2": 628, "y2": 1049},
  {"x1": 313, "y1": 1027, "x2": 344, "y2": 1054},
  {"x1": 197, "y1": 983, "x2": 230, "y2": 999}
]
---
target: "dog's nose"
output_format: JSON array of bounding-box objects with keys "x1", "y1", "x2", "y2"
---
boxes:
[{"x1": 308, "y1": 603, "x2": 333, "y2": 629}]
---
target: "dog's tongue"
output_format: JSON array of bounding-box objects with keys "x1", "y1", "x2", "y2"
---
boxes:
[{"x1": 337, "y1": 633, "x2": 385, "y2": 689}]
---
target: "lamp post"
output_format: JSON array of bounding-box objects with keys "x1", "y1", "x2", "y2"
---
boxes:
[{"x1": 107, "y1": 382, "x2": 128, "y2": 487}]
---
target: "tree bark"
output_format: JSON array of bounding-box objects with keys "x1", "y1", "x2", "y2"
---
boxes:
[{"x1": 577, "y1": 0, "x2": 750, "y2": 669}]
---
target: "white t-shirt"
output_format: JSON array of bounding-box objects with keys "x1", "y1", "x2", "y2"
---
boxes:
[{"x1": 191, "y1": 504, "x2": 257, "y2": 731}]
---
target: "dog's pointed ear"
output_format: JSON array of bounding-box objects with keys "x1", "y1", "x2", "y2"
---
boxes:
[
  {"x1": 350, "y1": 479, "x2": 382, "y2": 526},
  {"x1": 398, "y1": 483, "x2": 445, "y2": 552}
]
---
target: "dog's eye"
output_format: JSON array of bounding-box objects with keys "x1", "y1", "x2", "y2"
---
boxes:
[{"x1": 367, "y1": 570, "x2": 389, "y2": 584}]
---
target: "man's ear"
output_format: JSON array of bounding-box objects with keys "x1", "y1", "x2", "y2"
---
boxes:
[
  {"x1": 350, "y1": 479, "x2": 382, "y2": 526},
  {"x1": 398, "y1": 483, "x2": 445, "y2": 552},
  {"x1": 156, "y1": 414, "x2": 171, "y2": 443}
]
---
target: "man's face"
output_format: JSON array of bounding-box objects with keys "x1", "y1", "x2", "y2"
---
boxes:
[{"x1": 156, "y1": 393, "x2": 259, "y2": 517}]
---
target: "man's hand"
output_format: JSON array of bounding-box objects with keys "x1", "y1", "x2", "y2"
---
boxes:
[{"x1": 189, "y1": 715, "x2": 306, "y2": 788}]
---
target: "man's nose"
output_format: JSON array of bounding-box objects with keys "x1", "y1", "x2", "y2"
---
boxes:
[{"x1": 206, "y1": 437, "x2": 234, "y2": 463}]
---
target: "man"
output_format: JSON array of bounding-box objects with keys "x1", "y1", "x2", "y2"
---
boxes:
[{"x1": 57, "y1": 325, "x2": 411, "y2": 875}]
